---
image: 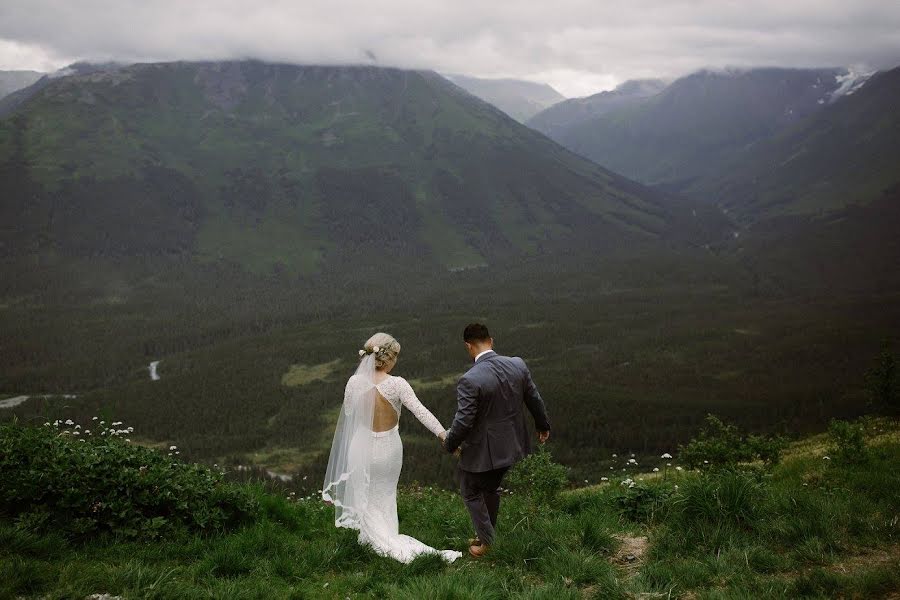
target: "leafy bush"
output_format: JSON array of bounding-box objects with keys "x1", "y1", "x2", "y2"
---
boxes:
[
  {"x1": 610, "y1": 479, "x2": 675, "y2": 524},
  {"x1": 0, "y1": 419, "x2": 259, "y2": 540},
  {"x1": 678, "y1": 414, "x2": 786, "y2": 470},
  {"x1": 827, "y1": 419, "x2": 868, "y2": 464},
  {"x1": 507, "y1": 444, "x2": 568, "y2": 504}
]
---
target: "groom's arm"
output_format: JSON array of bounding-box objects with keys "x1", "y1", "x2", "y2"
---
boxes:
[
  {"x1": 519, "y1": 359, "x2": 551, "y2": 433},
  {"x1": 444, "y1": 376, "x2": 478, "y2": 453}
]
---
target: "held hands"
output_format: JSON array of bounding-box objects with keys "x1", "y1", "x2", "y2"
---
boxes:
[
  {"x1": 439, "y1": 430, "x2": 462, "y2": 457},
  {"x1": 537, "y1": 430, "x2": 550, "y2": 444}
]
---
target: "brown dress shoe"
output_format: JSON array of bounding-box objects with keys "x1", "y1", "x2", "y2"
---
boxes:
[{"x1": 469, "y1": 543, "x2": 490, "y2": 558}]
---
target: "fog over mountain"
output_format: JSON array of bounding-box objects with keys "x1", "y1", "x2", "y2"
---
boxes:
[
  {"x1": 2, "y1": 1, "x2": 899, "y2": 97},
  {"x1": 0, "y1": 69, "x2": 41, "y2": 99},
  {"x1": 443, "y1": 74, "x2": 565, "y2": 122}
]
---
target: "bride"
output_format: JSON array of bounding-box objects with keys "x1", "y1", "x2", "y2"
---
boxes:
[{"x1": 322, "y1": 333, "x2": 462, "y2": 563}]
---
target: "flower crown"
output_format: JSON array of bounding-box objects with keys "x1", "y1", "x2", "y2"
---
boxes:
[{"x1": 358, "y1": 345, "x2": 382, "y2": 357}]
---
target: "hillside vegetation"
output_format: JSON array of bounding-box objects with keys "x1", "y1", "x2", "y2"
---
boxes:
[{"x1": 2, "y1": 415, "x2": 898, "y2": 599}]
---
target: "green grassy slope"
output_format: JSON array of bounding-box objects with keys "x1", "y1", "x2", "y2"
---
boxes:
[{"x1": 2, "y1": 418, "x2": 897, "y2": 599}]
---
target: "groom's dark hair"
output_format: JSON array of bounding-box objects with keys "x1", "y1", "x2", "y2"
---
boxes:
[{"x1": 463, "y1": 323, "x2": 491, "y2": 343}]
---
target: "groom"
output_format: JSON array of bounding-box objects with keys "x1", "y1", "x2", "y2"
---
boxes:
[{"x1": 442, "y1": 323, "x2": 551, "y2": 558}]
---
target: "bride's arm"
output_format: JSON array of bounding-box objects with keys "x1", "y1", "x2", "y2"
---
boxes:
[{"x1": 397, "y1": 378, "x2": 446, "y2": 437}]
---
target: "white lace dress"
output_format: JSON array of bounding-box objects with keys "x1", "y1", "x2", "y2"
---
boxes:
[{"x1": 351, "y1": 374, "x2": 462, "y2": 563}]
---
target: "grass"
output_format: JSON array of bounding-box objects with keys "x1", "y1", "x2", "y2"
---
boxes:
[{"x1": 3, "y1": 420, "x2": 898, "y2": 599}]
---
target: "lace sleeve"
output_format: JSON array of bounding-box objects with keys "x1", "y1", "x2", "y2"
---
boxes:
[{"x1": 397, "y1": 378, "x2": 445, "y2": 437}]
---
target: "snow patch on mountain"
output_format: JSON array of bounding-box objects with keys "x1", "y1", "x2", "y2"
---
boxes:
[{"x1": 829, "y1": 68, "x2": 876, "y2": 102}]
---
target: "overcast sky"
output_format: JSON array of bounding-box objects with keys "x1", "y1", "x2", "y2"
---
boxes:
[{"x1": 1, "y1": 1, "x2": 899, "y2": 97}]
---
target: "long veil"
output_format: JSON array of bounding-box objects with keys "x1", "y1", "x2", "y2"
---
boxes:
[{"x1": 321, "y1": 354, "x2": 377, "y2": 529}]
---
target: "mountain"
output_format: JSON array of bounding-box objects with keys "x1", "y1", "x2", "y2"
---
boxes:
[
  {"x1": 0, "y1": 70, "x2": 43, "y2": 100},
  {"x1": 689, "y1": 65, "x2": 900, "y2": 222},
  {"x1": 442, "y1": 74, "x2": 565, "y2": 122},
  {"x1": 0, "y1": 60, "x2": 686, "y2": 286},
  {"x1": 536, "y1": 68, "x2": 845, "y2": 189},
  {"x1": 527, "y1": 78, "x2": 667, "y2": 140}
]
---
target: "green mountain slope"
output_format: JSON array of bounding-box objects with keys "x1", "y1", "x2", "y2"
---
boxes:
[
  {"x1": 541, "y1": 68, "x2": 843, "y2": 188},
  {"x1": 690, "y1": 66, "x2": 900, "y2": 221},
  {"x1": 527, "y1": 78, "x2": 667, "y2": 140},
  {"x1": 0, "y1": 60, "x2": 675, "y2": 278}
]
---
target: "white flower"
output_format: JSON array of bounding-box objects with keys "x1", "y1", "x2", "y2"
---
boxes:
[
  {"x1": 628, "y1": 458, "x2": 637, "y2": 464},
  {"x1": 703, "y1": 460, "x2": 709, "y2": 464},
  {"x1": 661, "y1": 453, "x2": 673, "y2": 459},
  {"x1": 74, "y1": 424, "x2": 81, "y2": 429},
  {"x1": 373, "y1": 346, "x2": 380, "y2": 352},
  {"x1": 169, "y1": 445, "x2": 177, "y2": 450},
  {"x1": 674, "y1": 484, "x2": 679, "y2": 490},
  {"x1": 653, "y1": 467, "x2": 660, "y2": 472},
  {"x1": 667, "y1": 463, "x2": 672, "y2": 467},
  {"x1": 823, "y1": 456, "x2": 831, "y2": 460},
  {"x1": 600, "y1": 477, "x2": 609, "y2": 481},
  {"x1": 359, "y1": 350, "x2": 365, "y2": 356},
  {"x1": 584, "y1": 479, "x2": 589, "y2": 484},
  {"x1": 92, "y1": 416, "x2": 98, "y2": 420},
  {"x1": 675, "y1": 466, "x2": 683, "y2": 471},
  {"x1": 612, "y1": 453, "x2": 617, "y2": 458},
  {"x1": 65, "y1": 419, "x2": 74, "y2": 425},
  {"x1": 44, "y1": 422, "x2": 50, "y2": 427},
  {"x1": 125, "y1": 439, "x2": 131, "y2": 442}
]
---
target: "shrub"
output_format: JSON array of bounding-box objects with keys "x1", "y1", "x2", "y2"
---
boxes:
[
  {"x1": 865, "y1": 340, "x2": 897, "y2": 413},
  {"x1": 506, "y1": 444, "x2": 568, "y2": 505},
  {"x1": 610, "y1": 480, "x2": 675, "y2": 524},
  {"x1": 679, "y1": 414, "x2": 785, "y2": 470},
  {"x1": 827, "y1": 419, "x2": 868, "y2": 464},
  {"x1": 0, "y1": 419, "x2": 259, "y2": 540}
]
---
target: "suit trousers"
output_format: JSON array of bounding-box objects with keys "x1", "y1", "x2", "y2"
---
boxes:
[{"x1": 457, "y1": 463, "x2": 510, "y2": 545}]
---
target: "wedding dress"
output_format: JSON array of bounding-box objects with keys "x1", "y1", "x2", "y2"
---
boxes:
[{"x1": 323, "y1": 356, "x2": 462, "y2": 563}]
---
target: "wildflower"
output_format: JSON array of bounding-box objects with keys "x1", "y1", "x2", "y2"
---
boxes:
[
  {"x1": 92, "y1": 416, "x2": 98, "y2": 420},
  {"x1": 703, "y1": 460, "x2": 709, "y2": 464},
  {"x1": 667, "y1": 463, "x2": 672, "y2": 467},
  {"x1": 125, "y1": 438, "x2": 131, "y2": 442},
  {"x1": 44, "y1": 422, "x2": 50, "y2": 427},
  {"x1": 674, "y1": 485, "x2": 679, "y2": 490},
  {"x1": 675, "y1": 466, "x2": 683, "y2": 471},
  {"x1": 612, "y1": 453, "x2": 618, "y2": 458},
  {"x1": 74, "y1": 424, "x2": 81, "y2": 429},
  {"x1": 65, "y1": 419, "x2": 74, "y2": 425},
  {"x1": 169, "y1": 445, "x2": 177, "y2": 450},
  {"x1": 823, "y1": 456, "x2": 831, "y2": 460},
  {"x1": 601, "y1": 477, "x2": 609, "y2": 481},
  {"x1": 653, "y1": 467, "x2": 660, "y2": 472},
  {"x1": 661, "y1": 453, "x2": 673, "y2": 459}
]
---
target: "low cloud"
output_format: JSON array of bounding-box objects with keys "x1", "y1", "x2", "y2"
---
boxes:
[{"x1": 1, "y1": 1, "x2": 899, "y2": 97}]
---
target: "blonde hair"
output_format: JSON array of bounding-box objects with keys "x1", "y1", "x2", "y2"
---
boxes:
[{"x1": 362, "y1": 332, "x2": 401, "y2": 370}]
